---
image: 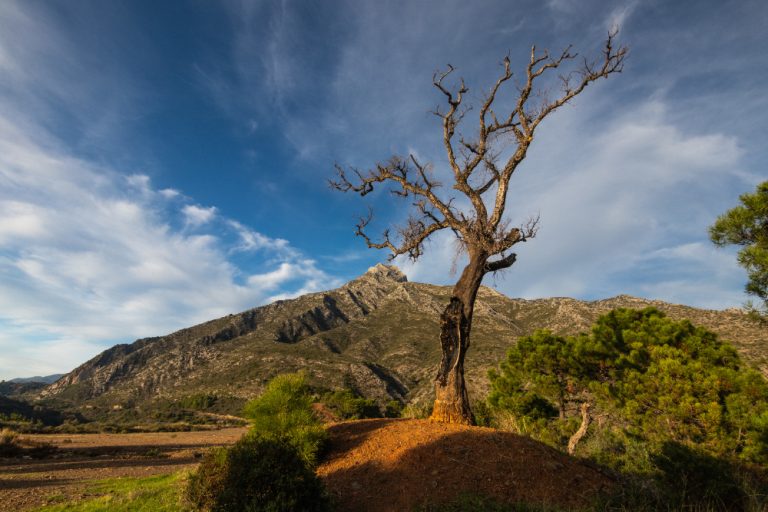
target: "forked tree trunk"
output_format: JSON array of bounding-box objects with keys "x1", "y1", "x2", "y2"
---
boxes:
[{"x1": 430, "y1": 254, "x2": 487, "y2": 425}]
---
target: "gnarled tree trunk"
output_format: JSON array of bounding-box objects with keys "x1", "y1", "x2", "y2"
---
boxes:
[
  {"x1": 430, "y1": 254, "x2": 487, "y2": 425},
  {"x1": 567, "y1": 402, "x2": 591, "y2": 455}
]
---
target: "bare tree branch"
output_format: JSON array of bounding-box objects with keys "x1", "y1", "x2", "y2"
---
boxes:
[
  {"x1": 485, "y1": 253, "x2": 517, "y2": 272},
  {"x1": 488, "y1": 31, "x2": 627, "y2": 231},
  {"x1": 352, "y1": 207, "x2": 449, "y2": 261},
  {"x1": 330, "y1": 156, "x2": 459, "y2": 228},
  {"x1": 333, "y1": 32, "x2": 626, "y2": 273}
]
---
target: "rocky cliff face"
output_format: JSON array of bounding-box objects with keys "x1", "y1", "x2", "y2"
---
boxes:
[
  {"x1": 38, "y1": 264, "x2": 767, "y2": 416},
  {"x1": 41, "y1": 264, "x2": 413, "y2": 404}
]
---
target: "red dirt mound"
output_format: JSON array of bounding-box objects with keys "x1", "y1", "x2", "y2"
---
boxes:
[{"x1": 317, "y1": 418, "x2": 615, "y2": 511}]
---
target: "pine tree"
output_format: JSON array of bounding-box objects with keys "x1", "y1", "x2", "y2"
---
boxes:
[{"x1": 710, "y1": 181, "x2": 768, "y2": 318}]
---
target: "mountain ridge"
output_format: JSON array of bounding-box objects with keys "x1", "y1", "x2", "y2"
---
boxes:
[
  {"x1": 30, "y1": 264, "x2": 767, "y2": 419},
  {"x1": 6, "y1": 374, "x2": 63, "y2": 384}
]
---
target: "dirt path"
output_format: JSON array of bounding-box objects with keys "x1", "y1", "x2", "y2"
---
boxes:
[
  {"x1": 317, "y1": 418, "x2": 616, "y2": 511},
  {"x1": 0, "y1": 428, "x2": 246, "y2": 511}
]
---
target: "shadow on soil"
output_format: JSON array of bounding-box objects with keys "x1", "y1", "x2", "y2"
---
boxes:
[{"x1": 320, "y1": 421, "x2": 615, "y2": 512}]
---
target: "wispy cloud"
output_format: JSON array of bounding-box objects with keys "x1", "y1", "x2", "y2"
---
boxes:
[
  {"x1": 0, "y1": 1, "x2": 343, "y2": 379},
  {"x1": 0, "y1": 121, "x2": 340, "y2": 376},
  {"x1": 182, "y1": 204, "x2": 218, "y2": 227},
  {"x1": 227, "y1": 220, "x2": 291, "y2": 253},
  {"x1": 606, "y1": 2, "x2": 638, "y2": 31}
]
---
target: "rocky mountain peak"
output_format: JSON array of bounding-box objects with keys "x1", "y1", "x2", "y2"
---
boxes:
[{"x1": 362, "y1": 263, "x2": 408, "y2": 283}]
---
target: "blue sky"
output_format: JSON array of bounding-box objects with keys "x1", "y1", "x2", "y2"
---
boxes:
[{"x1": 0, "y1": 0, "x2": 766, "y2": 380}]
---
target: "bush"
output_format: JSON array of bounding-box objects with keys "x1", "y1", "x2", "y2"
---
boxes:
[
  {"x1": 0, "y1": 427, "x2": 18, "y2": 445},
  {"x1": 400, "y1": 401, "x2": 432, "y2": 419},
  {"x1": 179, "y1": 393, "x2": 218, "y2": 410},
  {"x1": 0, "y1": 427, "x2": 19, "y2": 456},
  {"x1": 242, "y1": 372, "x2": 326, "y2": 466},
  {"x1": 472, "y1": 400, "x2": 493, "y2": 427},
  {"x1": 487, "y1": 308, "x2": 768, "y2": 510},
  {"x1": 0, "y1": 427, "x2": 56, "y2": 458},
  {"x1": 488, "y1": 308, "x2": 768, "y2": 463},
  {"x1": 323, "y1": 388, "x2": 381, "y2": 420},
  {"x1": 186, "y1": 435, "x2": 330, "y2": 512},
  {"x1": 384, "y1": 399, "x2": 403, "y2": 418},
  {"x1": 652, "y1": 441, "x2": 748, "y2": 510}
]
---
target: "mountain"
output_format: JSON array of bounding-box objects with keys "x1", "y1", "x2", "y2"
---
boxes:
[
  {"x1": 36, "y1": 264, "x2": 767, "y2": 419},
  {"x1": 0, "y1": 375, "x2": 63, "y2": 401},
  {"x1": 8, "y1": 374, "x2": 64, "y2": 384}
]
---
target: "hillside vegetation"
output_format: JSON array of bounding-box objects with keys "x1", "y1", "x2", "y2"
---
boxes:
[
  {"x1": 486, "y1": 308, "x2": 768, "y2": 509},
  {"x1": 9, "y1": 335, "x2": 768, "y2": 511}
]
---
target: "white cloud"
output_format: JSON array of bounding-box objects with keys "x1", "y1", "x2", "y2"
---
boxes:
[
  {"x1": 228, "y1": 219, "x2": 290, "y2": 253},
  {"x1": 0, "y1": 1, "x2": 147, "y2": 155},
  {"x1": 395, "y1": 230, "x2": 466, "y2": 285},
  {"x1": 0, "y1": 201, "x2": 47, "y2": 243},
  {"x1": 159, "y1": 188, "x2": 180, "y2": 199},
  {"x1": 126, "y1": 174, "x2": 152, "y2": 193},
  {"x1": 182, "y1": 204, "x2": 218, "y2": 227},
  {"x1": 637, "y1": 279, "x2": 746, "y2": 311},
  {"x1": 247, "y1": 260, "x2": 338, "y2": 302},
  {"x1": 247, "y1": 262, "x2": 301, "y2": 291}
]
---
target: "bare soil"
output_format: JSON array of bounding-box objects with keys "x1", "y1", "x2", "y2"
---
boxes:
[
  {"x1": 0, "y1": 428, "x2": 246, "y2": 510},
  {"x1": 317, "y1": 418, "x2": 616, "y2": 511}
]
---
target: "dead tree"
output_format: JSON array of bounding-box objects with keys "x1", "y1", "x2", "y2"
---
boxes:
[{"x1": 331, "y1": 33, "x2": 627, "y2": 424}]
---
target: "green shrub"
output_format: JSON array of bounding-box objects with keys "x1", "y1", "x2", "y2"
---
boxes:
[
  {"x1": 187, "y1": 447, "x2": 227, "y2": 511},
  {"x1": 472, "y1": 400, "x2": 493, "y2": 427},
  {"x1": 400, "y1": 401, "x2": 432, "y2": 419},
  {"x1": 488, "y1": 308, "x2": 768, "y2": 463},
  {"x1": 384, "y1": 399, "x2": 403, "y2": 418},
  {"x1": 186, "y1": 435, "x2": 330, "y2": 512},
  {"x1": 487, "y1": 308, "x2": 768, "y2": 510},
  {"x1": 323, "y1": 388, "x2": 381, "y2": 420},
  {"x1": 652, "y1": 441, "x2": 748, "y2": 510},
  {"x1": 242, "y1": 372, "x2": 326, "y2": 466},
  {"x1": 179, "y1": 393, "x2": 218, "y2": 410}
]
